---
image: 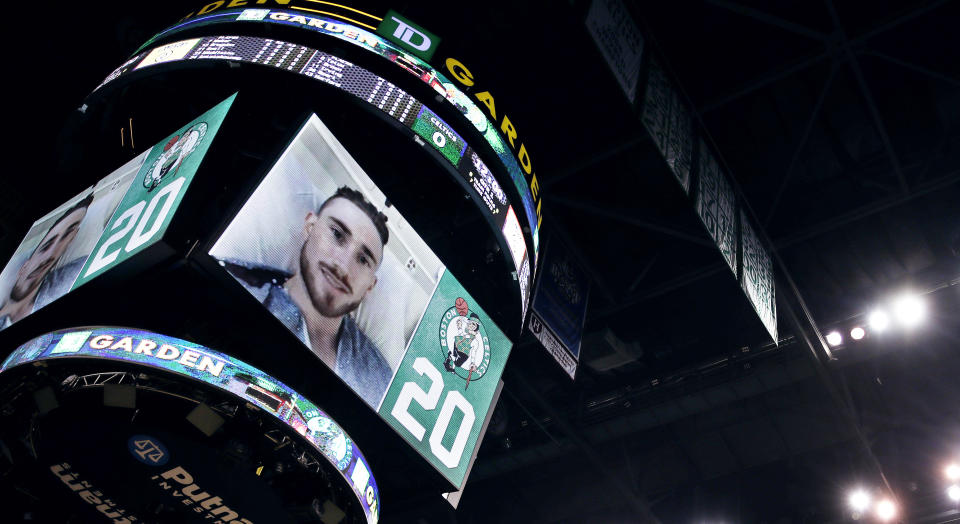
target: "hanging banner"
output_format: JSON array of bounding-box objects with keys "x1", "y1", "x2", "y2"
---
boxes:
[
  {"x1": 586, "y1": 0, "x2": 645, "y2": 104},
  {"x1": 528, "y1": 238, "x2": 591, "y2": 379},
  {"x1": 740, "y1": 213, "x2": 778, "y2": 342},
  {"x1": 695, "y1": 139, "x2": 738, "y2": 276},
  {"x1": 641, "y1": 58, "x2": 692, "y2": 193}
]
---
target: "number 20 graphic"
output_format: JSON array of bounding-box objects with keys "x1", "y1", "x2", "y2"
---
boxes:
[
  {"x1": 390, "y1": 357, "x2": 476, "y2": 468},
  {"x1": 84, "y1": 177, "x2": 186, "y2": 278}
]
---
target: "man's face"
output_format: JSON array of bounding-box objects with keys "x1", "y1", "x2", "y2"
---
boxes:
[
  {"x1": 11, "y1": 207, "x2": 87, "y2": 302},
  {"x1": 300, "y1": 197, "x2": 383, "y2": 318}
]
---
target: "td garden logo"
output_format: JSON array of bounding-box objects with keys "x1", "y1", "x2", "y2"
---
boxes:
[{"x1": 439, "y1": 297, "x2": 491, "y2": 389}]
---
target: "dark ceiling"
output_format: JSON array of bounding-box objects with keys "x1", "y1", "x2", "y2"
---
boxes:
[{"x1": 3, "y1": 1, "x2": 960, "y2": 523}]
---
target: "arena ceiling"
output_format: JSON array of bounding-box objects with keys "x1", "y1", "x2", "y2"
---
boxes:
[{"x1": 3, "y1": 1, "x2": 959, "y2": 522}]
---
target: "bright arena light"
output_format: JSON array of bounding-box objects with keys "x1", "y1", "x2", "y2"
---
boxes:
[
  {"x1": 892, "y1": 294, "x2": 926, "y2": 328},
  {"x1": 948, "y1": 484, "x2": 960, "y2": 502},
  {"x1": 946, "y1": 463, "x2": 960, "y2": 481},
  {"x1": 876, "y1": 499, "x2": 897, "y2": 521},
  {"x1": 850, "y1": 326, "x2": 866, "y2": 340},
  {"x1": 848, "y1": 489, "x2": 871, "y2": 512},
  {"x1": 869, "y1": 310, "x2": 891, "y2": 332},
  {"x1": 826, "y1": 331, "x2": 843, "y2": 346}
]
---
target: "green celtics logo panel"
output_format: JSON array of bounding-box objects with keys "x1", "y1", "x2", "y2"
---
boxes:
[
  {"x1": 379, "y1": 270, "x2": 511, "y2": 487},
  {"x1": 73, "y1": 95, "x2": 234, "y2": 288}
]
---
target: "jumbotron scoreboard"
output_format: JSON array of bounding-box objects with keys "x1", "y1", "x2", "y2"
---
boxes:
[{"x1": 0, "y1": 3, "x2": 544, "y2": 522}]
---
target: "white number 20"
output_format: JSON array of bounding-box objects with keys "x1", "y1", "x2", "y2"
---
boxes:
[
  {"x1": 84, "y1": 177, "x2": 185, "y2": 278},
  {"x1": 390, "y1": 357, "x2": 476, "y2": 468}
]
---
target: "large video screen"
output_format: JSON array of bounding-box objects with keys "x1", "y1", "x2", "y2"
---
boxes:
[
  {"x1": 134, "y1": 7, "x2": 542, "y2": 264},
  {"x1": 95, "y1": 33, "x2": 534, "y2": 317},
  {"x1": 210, "y1": 114, "x2": 511, "y2": 487},
  {"x1": 0, "y1": 95, "x2": 233, "y2": 333}
]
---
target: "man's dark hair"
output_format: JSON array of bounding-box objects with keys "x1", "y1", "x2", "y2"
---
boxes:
[
  {"x1": 318, "y1": 186, "x2": 389, "y2": 246},
  {"x1": 30, "y1": 193, "x2": 94, "y2": 259},
  {"x1": 47, "y1": 193, "x2": 94, "y2": 235}
]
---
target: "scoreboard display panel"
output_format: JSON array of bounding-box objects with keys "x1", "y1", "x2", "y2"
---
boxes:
[
  {"x1": 209, "y1": 114, "x2": 512, "y2": 488},
  {"x1": 0, "y1": 95, "x2": 234, "y2": 333},
  {"x1": 135, "y1": 6, "x2": 542, "y2": 266},
  {"x1": 0, "y1": 6, "x2": 544, "y2": 515},
  {"x1": 95, "y1": 34, "x2": 533, "y2": 321}
]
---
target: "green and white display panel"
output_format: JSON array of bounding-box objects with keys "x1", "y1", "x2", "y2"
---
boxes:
[
  {"x1": 209, "y1": 114, "x2": 512, "y2": 488},
  {"x1": 0, "y1": 95, "x2": 234, "y2": 333},
  {"x1": 1, "y1": 326, "x2": 381, "y2": 523},
  {"x1": 97, "y1": 30, "x2": 533, "y2": 320}
]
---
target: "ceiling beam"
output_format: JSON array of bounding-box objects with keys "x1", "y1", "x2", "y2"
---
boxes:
[
  {"x1": 826, "y1": 0, "x2": 909, "y2": 196},
  {"x1": 549, "y1": 195, "x2": 715, "y2": 248},
  {"x1": 506, "y1": 367, "x2": 663, "y2": 523},
  {"x1": 543, "y1": 134, "x2": 650, "y2": 191},
  {"x1": 863, "y1": 49, "x2": 960, "y2": 88},
  {"x1": 849, "y1": 0, "x2": 952, "y2": 44},
  {"x1": 590, "y1": 263, "x2": 728, "y2": 321},
  {"x1": 699, "y1": 0, "x2": 949, "y2": 114},
  {"x1": 764, "y1": 61, "x2": 841, "y2": 226},
  {"x1": 700, "y1": 52, "x2": 831, "y2": 113},
  {"x1": 773, "y1": 169, "x2": 960, "y2": 250},
  {"x1": 777, "y1": 289, "x2": 898, "y2": 500},
  {"x1": 705, "y1": 0, "x2": 829, "y2": 41}
]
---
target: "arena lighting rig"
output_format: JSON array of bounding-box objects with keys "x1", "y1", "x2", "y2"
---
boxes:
[{"x1": 0, "y1": 3, "x2": 550, "y2": 521}]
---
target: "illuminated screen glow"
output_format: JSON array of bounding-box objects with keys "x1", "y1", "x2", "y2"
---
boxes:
[
  {"x1": 209, "y1": 114, "x2": 512, "y2": 488},
  {"x1": 1, "y1": 326, "x2": 381, "y2": 524},
  {"x1": 133, "y1": 8, "x2": 540, "y2": 266},
  {"x1": 0, "y1": 95, "x2": 234, "y2": 333},
  {"x1": 96, "y1": 34, "x2": 531, "y2": 316}
]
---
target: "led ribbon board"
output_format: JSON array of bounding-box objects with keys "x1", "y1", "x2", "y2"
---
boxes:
[
  {"x1": 134, "y1": 7, "x2": 541, "y2": 268},
  {"x1": 95, "y1": 34, "x2": 532, "y2": 319},
  {"x1": 1, "y1": 327, "x2": 381, "y2": 523},
  {"x1": 0, "y1": 95, "x2": 234, "y2": 333}
]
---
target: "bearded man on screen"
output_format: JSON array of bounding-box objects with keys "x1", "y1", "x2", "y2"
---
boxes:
[
  {"x1": 0, "y1": 195, "x2": 92, "y2": 331},
  {"x1": 222, "y1": 186, "x2": 392, "y2": 408}
]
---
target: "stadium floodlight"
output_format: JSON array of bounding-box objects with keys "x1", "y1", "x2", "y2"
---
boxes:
[
  {"x1": 948, "y1": 484, "x2": 960, "y2": 502},
  {"x1": 946, "y1": 462, "x2": 960, "y2": 482},
  {"x1": 868, "y1": 310, "x2": 891, "y2": 332},
  {"x1": 876, "y1": 499, "x2": 896, "y2": 521},
  {"x1": 892, "y1": 293, "x2": 926, "y2": 328},
  {"x1": 850, "y1": 327, "x2": 866, "y2": 340},
  {"x1": 848, "y1": 489, "x2": 871, "y2": 512},
  {"x1": 826, "y1": 331, "x2": 843, "y2": 346}
]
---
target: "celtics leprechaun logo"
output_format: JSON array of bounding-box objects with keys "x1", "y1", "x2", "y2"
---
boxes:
[
  {"x1": 143, "y1": 122, "x2": 208, "y2": 191},
  {"x1": 440, "y1": 297, "x2": 491, "y2": 390}
]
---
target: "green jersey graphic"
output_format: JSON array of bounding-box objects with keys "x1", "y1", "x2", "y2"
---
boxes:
[
  {"x1": 379, "y1": 270, "x2": 511, "y2": 487},
  {"x1": 73, "y1": 94, "x2": 235, "y2": 288}
]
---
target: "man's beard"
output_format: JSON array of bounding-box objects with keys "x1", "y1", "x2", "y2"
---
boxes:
[{"x1": 300, "y1": 244, "x2": 362, "y2": 318}]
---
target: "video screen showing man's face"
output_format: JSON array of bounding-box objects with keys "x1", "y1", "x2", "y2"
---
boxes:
[
  {"x1": 210, "y1": 114, "x2": 445, "y2": 409},
  {"x1": 0, "y1": 150, "x2": 147, "y2": 332},
  {"x1": 10, "y1": 206, "x2": 86, "y2": 303},
  {"x1": 300, "y1": 195, "x2": 384, "y2": 318}
]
